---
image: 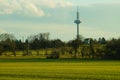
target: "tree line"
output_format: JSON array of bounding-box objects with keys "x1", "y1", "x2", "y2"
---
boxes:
[{"x1": 0, "y1": 33, "x2": 120, "y2": 59}]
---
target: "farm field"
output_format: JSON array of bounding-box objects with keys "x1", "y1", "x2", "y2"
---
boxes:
[{"x1": 0, "y1": 58, "x2": 120, "y2": 80}]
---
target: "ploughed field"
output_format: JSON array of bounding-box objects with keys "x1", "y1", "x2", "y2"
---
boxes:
[{"x1": 0, "y1": 58, "x2": 120, "y2": 80}]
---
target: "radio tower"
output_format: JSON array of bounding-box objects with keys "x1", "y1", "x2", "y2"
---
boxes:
[{"x1": 74, "y1": 8, "x2": 81, "y2": 40}]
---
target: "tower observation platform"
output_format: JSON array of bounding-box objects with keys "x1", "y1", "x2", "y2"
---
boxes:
[{"x1": 74, "y1": 8, "x2": 81, "y2": 40}]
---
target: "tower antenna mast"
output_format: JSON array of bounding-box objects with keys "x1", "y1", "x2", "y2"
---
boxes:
[{"x1": 74, "y1": 7, "x2": 81, "y2": 40}]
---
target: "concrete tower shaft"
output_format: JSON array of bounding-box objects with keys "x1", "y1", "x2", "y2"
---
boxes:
[{"x1": 74, "y1": 8, "x2": 81, "y2": 40}]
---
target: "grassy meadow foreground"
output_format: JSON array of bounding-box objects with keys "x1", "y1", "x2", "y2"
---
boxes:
[{"x1": 0, "y1": 58, "x2": 120, "y2": 80}]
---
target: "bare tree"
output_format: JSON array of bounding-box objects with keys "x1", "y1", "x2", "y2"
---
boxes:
[
  {"x1": 0, "y1": 33, "x2": 16, "y2": 56},
  {"x1": 0, "y1": 33, "x2": 16, "y2": 41}
]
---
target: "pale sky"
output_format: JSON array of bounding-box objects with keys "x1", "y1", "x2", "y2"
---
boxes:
[{"x1": 0, "y1": 0, "x2": 120, "y2": 41}]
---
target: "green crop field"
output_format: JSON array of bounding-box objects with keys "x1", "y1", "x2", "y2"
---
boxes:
[{"x1": 0, "y1": 58, "x2": 120, "y2": 80}]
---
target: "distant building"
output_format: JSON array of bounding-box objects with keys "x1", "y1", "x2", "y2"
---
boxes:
[{"x1": 84, "y1": 38, "x2": 92, "y2": 44}]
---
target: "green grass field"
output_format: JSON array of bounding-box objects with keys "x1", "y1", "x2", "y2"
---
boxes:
[{"x1": 0, "y1": 58, "x2": 120, "y2": 80}]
